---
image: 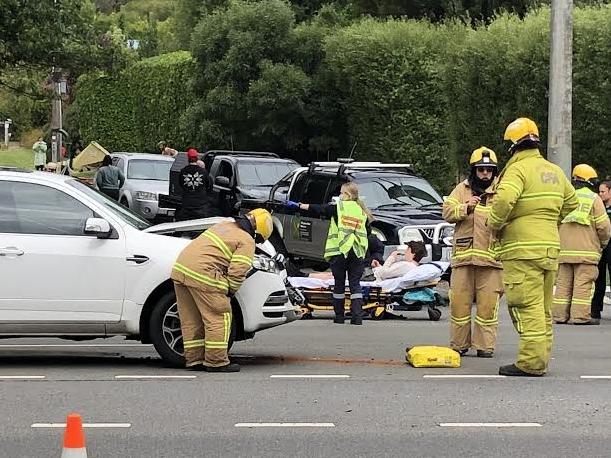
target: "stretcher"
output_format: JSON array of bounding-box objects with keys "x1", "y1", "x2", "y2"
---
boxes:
[{"x1": 288, "y1": 262, "x2": 450, "y2": 321}]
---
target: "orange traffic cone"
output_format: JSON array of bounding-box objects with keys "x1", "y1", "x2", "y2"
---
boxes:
[{"x1": 61, "y1": 413, "x2": 87, "y2": 458}]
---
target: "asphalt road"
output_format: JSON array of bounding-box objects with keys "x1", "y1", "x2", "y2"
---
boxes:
[{"x1": 2, "y1": 304, "x2": 611, "y2": 457}]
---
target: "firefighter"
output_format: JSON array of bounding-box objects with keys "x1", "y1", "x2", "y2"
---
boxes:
[
  {"x1": 488, "y1": 117, "x2": 578, "y2": 377},
  {"x1": 443, "y1": 147, "x2": 503, "y2": 358},
  {"x1": 171, "y1": 208, "x2": 273, "y2": 372},
  {"x1": 553, "y1": 164, "x2": 611, "y2": 325},
  {"x1": 286, "y1": 182, "x2": 371, "y2": 325}
]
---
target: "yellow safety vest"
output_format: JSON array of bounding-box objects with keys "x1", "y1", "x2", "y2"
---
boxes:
[
  {"x1": 324, "y1": 201, "x2": 368, "y2": 260},
  {"x1": 562, "y1": 187, "x2": 596, "y2": 226}
]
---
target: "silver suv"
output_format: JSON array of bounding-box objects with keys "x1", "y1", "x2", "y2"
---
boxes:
[{"x1": 111, "y1": 153, "x2": 175, "y2": 220}]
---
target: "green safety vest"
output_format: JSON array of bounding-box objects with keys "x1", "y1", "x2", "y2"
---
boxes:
[
  {"x1": 562, "y1": 187, "x2": 596, "y2": 226},
  {"x1": 324, "y1": 201, "x2": 369, "y2": 260}
]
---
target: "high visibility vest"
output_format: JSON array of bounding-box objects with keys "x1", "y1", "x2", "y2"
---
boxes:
[
  {"x1": 324, "y1": 201, "x2": 369, "y2": 260},
  {"x1": 562, "y1": 187, "x2": 596, "y2": 226}
]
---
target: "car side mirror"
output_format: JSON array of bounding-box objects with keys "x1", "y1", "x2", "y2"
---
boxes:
[
  {"x1": 84, "y1": 217, "x2": 112, "y2": 239},
  {"x1": 215, "y1": 176, "x2": 230, "y2": 188}
]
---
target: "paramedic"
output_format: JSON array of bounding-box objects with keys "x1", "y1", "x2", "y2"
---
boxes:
[
  {"x1": 443, "y1": 147, "x2": 503, "y2": 358},
  {"x1": 286, "y1": 182, "x2": 371, "y2": 325},
  {"x1": 553, "y1": 165, "x2": 610, "y2": 325},
  {"x1": 488, "y1": 117, "x2": 578, "y2": 377},
  {"x1": 171, "y1": 208, "x2": 273, "y2": 372}
]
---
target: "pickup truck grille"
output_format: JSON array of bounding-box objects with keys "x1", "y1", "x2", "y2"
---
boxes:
[{"x1": 420, "y1": 228, "x2": 435, "y2": 242}]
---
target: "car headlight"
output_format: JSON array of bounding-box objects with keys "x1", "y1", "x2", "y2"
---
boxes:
[
  {"x1": 398, "y1": 227, "x2": 423, "y2": 244},
  {"x1": 134, "y1": 191, "x2": 157, "y2": 201},
  {"x1": 252, "y1": 255, "x2": 279, "y2": 273}
]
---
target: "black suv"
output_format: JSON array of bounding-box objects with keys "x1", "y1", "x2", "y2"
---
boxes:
[
  {"x1": 267, "y1": 160, "x2": 454, "y2": 267},
  {"x1": 159, "y1": 150, "x2": 299, "y2": 216},
  {"x1": 205, "y1": 151, "x2": 299, "y2": 216}
]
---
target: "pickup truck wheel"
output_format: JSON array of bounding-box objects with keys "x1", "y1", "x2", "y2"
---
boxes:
[{"x1": 149, "y1": 290, "x2": 236, "y2": 368}]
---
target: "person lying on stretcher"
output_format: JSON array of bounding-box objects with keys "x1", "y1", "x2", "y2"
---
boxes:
[{"x1": 309, "y1": 240, "x2": 427, "y2": 282}]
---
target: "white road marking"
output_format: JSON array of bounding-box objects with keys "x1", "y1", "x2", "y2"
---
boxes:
[
  {"x1": 270, "y1": 375, "x2": 350, "y2": 379},
  {"x1": 235, "y1": 423, "x2": 335, "y2": 428},
  {"x1": 115, "y1": 375, "x2": 197, "y2": 380},
  {"x1": 0, "y1": 344, "x2": 151, "y2": 348},
  {"x1": 0, "y1": 375, "x2": 46, "y2": 380},
  {"x1": 423, "y1": 375, "x2": 506, "y2": 379},
  {"x1": 32, "y1": 423, "x2": 131, "y2": 428},
  {"x1": 580, "y1": 376, "x2": 611, "y2": 379},
  {"x1": 439, "y1": 423, "x2": 541, "y2": 428}
]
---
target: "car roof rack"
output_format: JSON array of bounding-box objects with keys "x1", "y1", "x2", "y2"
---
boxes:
[
  {"x1": 307, "y1": 161, "x2": 414, "y2": 176},
  {"x1": 204, "y1": 150, "x2": 280, "y2": 160}
]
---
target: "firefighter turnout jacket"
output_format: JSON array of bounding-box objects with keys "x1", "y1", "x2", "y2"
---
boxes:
[
  {"x1": 172, "y1": 220, "x2": 255, "y2": 295},
  {"x1": 558, "y1": 187, "x2": 611, "y2": 264},
  {"x1": 488, "y1": 149, "x2": 579, "y2": 260},
  {"x1": 443, "y1": 180, "x2": 501, "y2": 269}
]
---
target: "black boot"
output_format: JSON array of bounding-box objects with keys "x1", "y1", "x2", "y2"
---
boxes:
[
  {"x1": 333, "y1": 316, "x2": 345, "y2": 324},
  {"x1": 477, "y1": 350, "x2": 494, "y2": 358},
  {"x1": 205, "y1": 363, "x2": 241, "y2": 373},
  {"x1": 350, "y1": 298, "x2": 363, "y2": 325},
  {"x1": 186, "y1": 364, "x2": 207, "y2": 371},
  {"x1": 350, "y1": 317, "x2": 362, "y2": 325},
  {"x1": 574, "y1": 319, "x2": 600, "y2": 325},
  {"x1": 499, "y1": 364, "x2": 543, "y2": 377}
]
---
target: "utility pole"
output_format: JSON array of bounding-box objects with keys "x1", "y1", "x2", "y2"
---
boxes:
[
  {"x1": 51, "y1": 67, "x2": 63, "y2": 166},
  {"x1": 547, "y1": 0, "x2": 573, "y2": 177}
]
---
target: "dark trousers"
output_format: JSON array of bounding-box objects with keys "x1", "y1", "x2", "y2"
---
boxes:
[
  {"x1": 100, "y1": 188, "x2": 120, "y2": 201},
  {"x1": 330, "y1": 251, "x2": 365, "y2": 320},
  {"x1": 591, "y1": 245, "x2": 611, "y2": 319}
]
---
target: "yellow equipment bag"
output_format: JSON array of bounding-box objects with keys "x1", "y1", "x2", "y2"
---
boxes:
[{"x1": 406, "y1": 346, "x2": 461, "y2": 368}]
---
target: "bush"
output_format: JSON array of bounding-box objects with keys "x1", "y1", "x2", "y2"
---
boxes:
[
  {"x1": 75, "y1": 51, "x2": 195, "y2": 152},
  {"x1": 324, "y1": 19, "x2": 466, "y2": 191}
]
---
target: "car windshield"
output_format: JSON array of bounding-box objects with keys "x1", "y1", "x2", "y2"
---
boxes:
[
  {"x1": 127, "y1": 159, "x2": 172, "y2": 181},
  {"x1": 356, "y1": 176, "x2": 442, "y2": 209},
  {"x1": 67, "y1": 180, "x2": 151, "y2": 230},
  {"x1": 237, "y1": 161, "x2": 299, "y2": 187}
]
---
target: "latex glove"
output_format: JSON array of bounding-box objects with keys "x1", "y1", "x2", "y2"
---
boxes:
[{"x1": 286, "y1": 200, "x2": 300, "y2": 210}]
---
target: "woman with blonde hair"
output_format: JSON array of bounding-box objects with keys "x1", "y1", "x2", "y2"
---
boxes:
[{"x1": 286, "y1": 182, "x2": 371, "y2": 324}]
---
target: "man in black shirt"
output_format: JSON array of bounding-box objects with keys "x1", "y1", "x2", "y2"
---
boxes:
[{"x1": 176, "y1": 149, "x2": 218, "y2": 221}]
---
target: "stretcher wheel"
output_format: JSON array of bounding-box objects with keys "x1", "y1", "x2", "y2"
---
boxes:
[
  {"x1": 371, "y1": 307, "x2": 386, "y2": 320},
  {"x1": 427, "y1": 307, "x2": 442, "y2": 321},
  {"x1": 300, "y1": 308, "x2": 313, "y2": 319}
]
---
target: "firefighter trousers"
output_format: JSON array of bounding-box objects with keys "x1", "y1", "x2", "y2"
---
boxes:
[
  {"x1": 449, "y1": 266, "x2": 503, "y2": 352},
  {"x1": 502, "y1": 258, "x2": 557, "y2": 376},
  {"x1": 552, "y1": 263, "x2": 599, "y2": 324},
  {"x1": 174, "y1": 282, "x2": 232, "y2": 368}
]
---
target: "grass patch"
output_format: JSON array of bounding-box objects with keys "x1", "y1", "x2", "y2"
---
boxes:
[{"x1": 0, "y1": 148, "x2": 34, "y2": 169}]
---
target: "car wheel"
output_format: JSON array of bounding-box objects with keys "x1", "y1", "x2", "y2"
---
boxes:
[
  {"x1": 427, "y1": 307, "x2": 442, "y2": 321},
  {"x1": 149, "y1": 290, "x2": 236, "y2": 367}
]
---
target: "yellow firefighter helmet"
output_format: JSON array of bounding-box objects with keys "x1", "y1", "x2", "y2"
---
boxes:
[
  {"x1": 504, "y1": 117, "x2": 540, "y2": 145},
  {"x1": 572, "y1": 164, "x2": 598, "y2": 183},
  {"x1": 469, "y1": 147, "x2": 498, "y2": 167},
  {"x1": 248, "y1": 208, "x2": 274, "y2": 241}
]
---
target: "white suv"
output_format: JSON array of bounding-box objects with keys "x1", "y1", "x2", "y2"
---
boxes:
[{"x1": 0, "y1": 168, "x2": 301, "y2": 366}]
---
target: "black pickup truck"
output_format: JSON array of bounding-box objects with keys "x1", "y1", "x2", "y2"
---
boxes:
[{"x1": 266, "y1": 160, "x2": 454, "y2": 270}]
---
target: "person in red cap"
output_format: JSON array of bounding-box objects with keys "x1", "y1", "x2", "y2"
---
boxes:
[{"x1": 176, "y1": 148, "x2": 215, "y2": 221}]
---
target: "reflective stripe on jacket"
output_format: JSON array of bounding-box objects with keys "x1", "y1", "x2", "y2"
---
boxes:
[
  {"x1": 559, "y1": 189, "x2": 611, "y2": 264},
  {"x1": 442, "y1": 180, "x2": 501, "y2": 269},
  {"x1": 171, "y1": 221, "x2": 255, "y2": 294},
  {"x1": 324, "y1": 200, "x2": 368, "y2": 260},
  {"x1": 487, "y1": 149, "x2": 579, "y2": 261}
]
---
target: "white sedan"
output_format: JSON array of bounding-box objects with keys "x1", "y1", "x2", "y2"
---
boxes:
[{"x1": 0, "y1": 168, "x2": 301, "y2": 366}]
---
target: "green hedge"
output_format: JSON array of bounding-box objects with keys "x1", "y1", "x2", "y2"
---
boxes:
[
  {"x1": 324, "y1": 19, "x2": 466, "y2": 191},
  {"x1": 75, "y1": 51, "x2": 195, "y2": 152},
  {"x1": 74, "y1": 5, "x2": 611, "y2": 187}
]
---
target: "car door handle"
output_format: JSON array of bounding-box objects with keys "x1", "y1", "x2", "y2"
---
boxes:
[
  {"x1": 0, "y1": 247, "x2": 24, "y2": 257},
  {"x1": 126, "y1": 255, "x2": 149, "y2": 264}
]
